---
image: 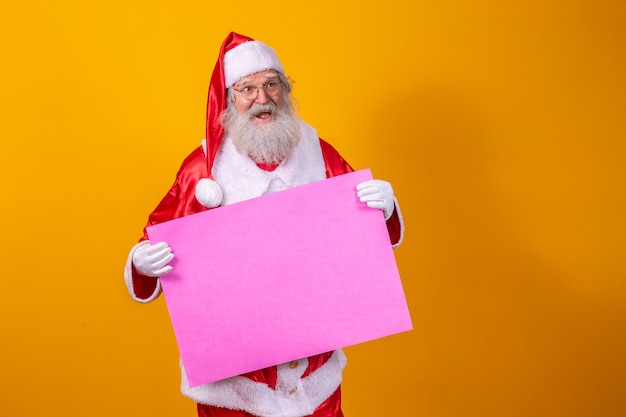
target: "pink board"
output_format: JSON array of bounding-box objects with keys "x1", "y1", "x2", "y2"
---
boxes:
[{"x1": 147, "y1": 169, "x2": 412, "y2": 387}]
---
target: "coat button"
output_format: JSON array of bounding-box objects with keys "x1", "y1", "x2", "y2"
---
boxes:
[
  {"x1": 289, "y1": 361, "x2": 299, "y2": 369},
  {"x1": 290, "y1": 387, "x2": 298, "y2": 395}
]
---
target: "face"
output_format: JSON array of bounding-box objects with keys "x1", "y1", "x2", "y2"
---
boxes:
[
  {"x1": 221, "y1": 71, "x2": 300, "y2": 165},
  {"x1": 232, "y1": 70, "x2": 284, "y2": 124}
]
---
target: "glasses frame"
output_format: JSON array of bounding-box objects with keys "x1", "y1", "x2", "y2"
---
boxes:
[{"x1": 232, "y1": 80, "x2": 283, "y2": 101}]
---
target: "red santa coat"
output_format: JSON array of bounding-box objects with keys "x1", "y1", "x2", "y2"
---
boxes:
[{"x1": 124, "y1": 121, "x2": 404, "y2": 417}]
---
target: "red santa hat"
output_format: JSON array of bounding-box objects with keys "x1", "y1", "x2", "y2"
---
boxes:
[{"x1": 195, "y1": 32, "x2": 285, "y2": 208}]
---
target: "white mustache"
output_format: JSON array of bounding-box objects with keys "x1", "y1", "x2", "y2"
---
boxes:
[{"x1": 248, "y1": 102, "x2": 278, "y2": 117}]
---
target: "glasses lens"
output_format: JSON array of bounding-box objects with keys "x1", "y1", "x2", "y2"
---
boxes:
[
  {"x1": 265, "y1": 82, "x2": 281, "y2": 96},
  {"x1": 241, "y1": 88, "x2": 256, "y2": 100}
]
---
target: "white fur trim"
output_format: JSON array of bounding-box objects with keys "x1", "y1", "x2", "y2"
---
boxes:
[
  {"x1": 124, "y1": 241, "x2": 162, "y2": 303},
  {"x1": 224, "y1": 41, "x2": 285, "y2": 88},
  {"x1": 195, "y1": 178, "x2": 223, "y2": 208},
  {"x1": 181, "y1": 350, "x2": 347, "y2": 417},
  {"x1": 212, "y1": 121, "x2": 327, "y2": 205}
]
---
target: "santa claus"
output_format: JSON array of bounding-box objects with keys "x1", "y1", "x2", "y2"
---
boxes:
[{"x1": 124, "y1": 32, "x2": 405, "y2": 417}]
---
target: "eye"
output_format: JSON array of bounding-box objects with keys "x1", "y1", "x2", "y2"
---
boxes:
[
  {"x1": 241, "y1": 86, "x2": 255, "y2": 93},
  {"x1": 265, "y1": 81, "x2": 278, "y2": 88}
]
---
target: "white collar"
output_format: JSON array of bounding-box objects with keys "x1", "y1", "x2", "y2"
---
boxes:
[{"x1": 205, "y1": 120, "x2": 327, "y2": 206}]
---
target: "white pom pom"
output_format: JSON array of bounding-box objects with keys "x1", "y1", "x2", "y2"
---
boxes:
[{"x1": 195, "y1": 178, "x2": 223, "y2": 208}]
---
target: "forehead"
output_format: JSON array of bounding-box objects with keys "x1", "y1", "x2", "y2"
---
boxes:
[{"x1": 235, "y1": 70, "x2": 279, "y2": 85}]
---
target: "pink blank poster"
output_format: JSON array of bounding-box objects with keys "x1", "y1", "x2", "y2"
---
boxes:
[{"x1": 147, "y1": 169, "x2": 412, "y2": 387}]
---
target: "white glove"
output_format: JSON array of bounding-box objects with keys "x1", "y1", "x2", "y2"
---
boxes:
[
  {"x1": 356, "y1": 179, "x2": 395, "y2": 220},
  {"x1": 132, "y1": 241, "x2": 174, "y2": 277}
]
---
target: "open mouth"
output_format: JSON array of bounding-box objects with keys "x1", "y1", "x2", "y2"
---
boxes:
[
  {"x1": 248, "y1": 102, "x2": 277, "y2": 122},
  {"x1": 253, "y1": 110, "x2": 274, "y2": 121}
]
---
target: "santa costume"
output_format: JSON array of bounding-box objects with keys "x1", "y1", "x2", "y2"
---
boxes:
[{"x1": 124, "y1": 32, "x2": 404, "y2": 417}]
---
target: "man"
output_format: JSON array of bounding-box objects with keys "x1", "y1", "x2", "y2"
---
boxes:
[{"x1": 124, "y1": 32, "x2": 404, "y2": 417}]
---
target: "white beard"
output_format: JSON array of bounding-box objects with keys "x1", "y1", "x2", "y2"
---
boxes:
[{"x1": 221, "y1": 101, "x2": 301, "y2": 164}]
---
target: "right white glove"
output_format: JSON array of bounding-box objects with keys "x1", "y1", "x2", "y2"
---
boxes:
[{"x1": 132, "y1": 241, "x2": 174, "y2": 277}]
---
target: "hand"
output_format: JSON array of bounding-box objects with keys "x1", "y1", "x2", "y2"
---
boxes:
[
  {"x1": 356, "y1": 179, "x2": 395, "y2": 220},
  {"x1": 132, "y1": 241, "x2": 174, "y2": 277}
]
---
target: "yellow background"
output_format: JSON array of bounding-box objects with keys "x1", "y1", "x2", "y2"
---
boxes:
[{"x1": 1, "y1": 1, "x2": 625, "y2": 416}]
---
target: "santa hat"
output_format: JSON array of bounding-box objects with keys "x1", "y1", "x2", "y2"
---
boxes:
[{"x1": 195, "y1": 32, "x2": 285, "y2": 208}]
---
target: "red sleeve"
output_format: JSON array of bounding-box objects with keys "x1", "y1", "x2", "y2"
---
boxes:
[
  {"x1": 319, "y1": 138, "x2": 402, "y2": 246},
  {"x1": 140, "y1": 147, "x2": 209, "y2": 239},
  {"x1": 319, "y1": 138, "x2": 354, "y2": 178},
  {"x1": 132, "y1": 147, "x2": 210, "y2": 300}
]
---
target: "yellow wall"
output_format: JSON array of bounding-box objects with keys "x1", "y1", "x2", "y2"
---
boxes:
[{"x1": 1, "y1": 1, "x2": 625, "y2": 416}]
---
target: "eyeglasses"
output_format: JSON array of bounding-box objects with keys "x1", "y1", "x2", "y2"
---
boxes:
[{"x1": 232, "y1": 80, "x2": 283, "y2": 101}]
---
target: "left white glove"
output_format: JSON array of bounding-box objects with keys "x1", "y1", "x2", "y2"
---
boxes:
[{"x1": 356, "y1": 179, "x2": 395, "y2": 220}]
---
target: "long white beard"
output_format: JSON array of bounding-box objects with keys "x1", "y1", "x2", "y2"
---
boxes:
[{"x1": 221, "y1": 101, "x2": 301, "y2": 164}]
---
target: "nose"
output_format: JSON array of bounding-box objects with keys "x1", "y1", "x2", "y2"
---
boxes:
[{"x1": 254, "y1": 87, "x2": 270, "y2": 104}]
